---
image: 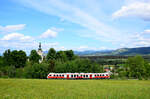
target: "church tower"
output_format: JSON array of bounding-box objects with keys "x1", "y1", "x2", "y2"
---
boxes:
[{"x1": 37, "y1": 42, "x2": 43, "y2": 63}]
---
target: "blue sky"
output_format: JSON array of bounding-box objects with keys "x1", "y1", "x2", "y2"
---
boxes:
[{"x1": 0, "y1": 0, "x2": 150, "y2": 54}]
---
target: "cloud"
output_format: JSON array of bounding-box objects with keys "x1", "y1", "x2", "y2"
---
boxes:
[
  {"x1": 14, "y1": 0, "x2": 121, "y2": 42},
  {"x1": 73, "y1": 45, "x2": 111, "y2": 51},
  {"x1": 112, "y1": 1, "x2": 150, "y2": 20},
  {"x1": 40, "y1": 29, "x2": 57, "y2": 39},
  {"x1": 0, "y1": 33, "x2": 59, "y2": 54},
  {"x1": 119, "y1": 29, "x2": 150, "y2": 48},
  {"x1": 0, "y1": 24, "x2": 26, "y2": 33},
  {"x1": 1, "y1": 33, "x2": 33, "y2": 42},
  {"x1": 143, "y1": 29, "x2": 150, "y2": 34}
]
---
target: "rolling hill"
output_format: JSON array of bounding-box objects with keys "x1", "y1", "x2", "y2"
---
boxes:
[{"x1": 75, "y1": 47, "x2": 150, "y2": 56}]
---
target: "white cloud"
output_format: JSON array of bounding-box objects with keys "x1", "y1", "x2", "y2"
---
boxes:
[
  {"x1": 0, "y1": 24, "x2": 26, "y2": 33},
  {"x1": 143, "y1": 29, "x2": 150, "y2": 34},
  {"x1": 73, "y1": 45, "x2": 111, "y2": 51},
  {"x1": 15, "y1": 0, "x2": 121, "y2": 42},
  {"x1": 1, "y1": 33, "x2": 33, "y2": 42},
  {"x1": 40, "y1": 29, "x2": 57, "y2": 39},
  {"x1": 112, "y1": 1, "x2": 150, "y2": 20},
  {"x1": 119, "y1": 29, "x2": 150, "y2": 48},
  {"x1": 0, "y1": 34, "x2": 59, "y2": 54}
]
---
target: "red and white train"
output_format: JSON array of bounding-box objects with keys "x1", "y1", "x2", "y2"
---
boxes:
[{"x1": 47, "y1": 73, "x2": 110, "y2": 79}]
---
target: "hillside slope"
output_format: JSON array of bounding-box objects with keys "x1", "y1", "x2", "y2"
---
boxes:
[{"x1": 75, "y1": 47, "x2": 150, "y2": 56}]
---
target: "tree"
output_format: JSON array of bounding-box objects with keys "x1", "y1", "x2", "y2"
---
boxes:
[
  {"x1": 56, "y1": 51, "x2": 67, "y2": 62},
  {"x1": 0, "y1": 56, "x2": 4, "y2": 68},
  {"x1": 65, "y1": 50, "x2": 75, "y2": 60},
  {"x1": 46, "y1": 48, "x2": 56, "y2": 61},
  {"x1": 11, "y1": 50, "x2": 27, "y2": 68},
  {"x1": 3, "y1": 49, "x2": 12, "y2": 66},
  {"x1": 54, "y1": 59, "x2": 103, "y2": 73},
  {"x1": 29, "y1": 50, "x2": 41, "y2": 63},
  {"x1": 24, "y1": 63, "x2": 50, "y2": 79},
  {"x1": 126, "y1": 55, "x2": 148, "y2": 79}
]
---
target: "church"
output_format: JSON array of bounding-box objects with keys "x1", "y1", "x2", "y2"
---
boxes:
[{"x1": 37, "y1": 42, "x2": 44, "y2": 63}]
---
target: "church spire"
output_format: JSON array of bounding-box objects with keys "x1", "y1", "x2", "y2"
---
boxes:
[{"x1": 38, "y1": 42, "x2": 42, "y2": 51}]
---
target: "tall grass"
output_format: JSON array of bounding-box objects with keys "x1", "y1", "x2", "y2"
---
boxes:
[{"x1": 0, "y1": 79, "x2": 150, "y2": 99}]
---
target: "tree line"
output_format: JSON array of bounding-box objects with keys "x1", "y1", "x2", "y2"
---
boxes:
[
  {"x1": 0, "y1": 48, "x2": 150, "y2": 79},
  {"x1": 0, "y1": 48, "x2": 103, "y2": 79},
  {"x1": 113, "y1": 55, "x2": 150, "y2": 80}
]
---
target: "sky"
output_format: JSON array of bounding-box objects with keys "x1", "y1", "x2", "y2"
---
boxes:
[{"x1": 0, "y1": 0, "x2": 150, "y2": 54}]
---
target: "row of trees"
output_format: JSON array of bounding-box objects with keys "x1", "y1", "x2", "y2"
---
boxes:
[
  {"x1": 0, "y1": 48, "x2": 103, "y2": 78},
  {"x1": 113, "y1": 56, "x2": 150, "y2": 80},
  {"x1": 1, "y1": 48, "x2": 150, "y2": 79},
  {"x1": 3, "y1": 49, "x2": 27, "y2": 68}
]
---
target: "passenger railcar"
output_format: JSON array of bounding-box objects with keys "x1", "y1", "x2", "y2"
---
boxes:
[{"x1": 47, "y1": 73, "x2": 110, "y2": 79}]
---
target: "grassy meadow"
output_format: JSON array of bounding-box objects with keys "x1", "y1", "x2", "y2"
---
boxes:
[{"x1": 0, "y1": 79, "x2": 150, "y2": 99}]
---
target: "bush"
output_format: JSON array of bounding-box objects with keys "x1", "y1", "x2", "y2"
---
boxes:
[
  {"x1": 16, "y1": 68, "x2": 24, "y2": 78},
  {"x1": 0, "y1": 66, "x2": 16, "y2": 78},
  {"x1": 54, "y1": 59, "x2": 103, "y2": 73},
  {"x1": 24, "y1": 63, "x2": 50, "y2": 79}
]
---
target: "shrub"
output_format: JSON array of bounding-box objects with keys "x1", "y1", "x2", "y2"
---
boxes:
[{"x1": 24, "y1": 63, "x2": 50, "y2": 79}]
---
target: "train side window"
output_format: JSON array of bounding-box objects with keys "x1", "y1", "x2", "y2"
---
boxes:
[
  {"x1": 95, "y1": 75, "x2": 96, "y2": 76},
  {"x1": 97, "y1": 75, "x2": 99, "y2": 76},
  {"x1": 77, "y1": 75, "x2": 78, "y2": 77},
  {"x1": 86, "y1": 75, "x2": 88, "y2": 77},
  {"x1": 54, "y1": 75, "x2": 55, "y2": 77},
  {"x1": 100, "y1": 74, "x2": 101, "y2": 76},
  {"x1": 106, "y1": 74, "x2": 108, "y2": 76},
  {"x1": 74, "y1": 75, "x2": 76, "y2": 77},
  {"x1": 83, "y1": 75, "x2": 85, "y2": 77},
  {"x1": 57, "y1": 75, "x2": 58, "y2": 77},
  {"x1": 62, "y1": 75, "x2": 64, "y2": 77},
  {"x1": 71, "y1": 75, "x2": 73, "y2": 77},
  {"x1": 49, "y1": 75, "x2": 51, "y2": 76}
]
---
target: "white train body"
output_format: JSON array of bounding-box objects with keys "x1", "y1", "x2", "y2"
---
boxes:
[{"x1": 47, "y1": 73, "x2": 110, "y2": 79}]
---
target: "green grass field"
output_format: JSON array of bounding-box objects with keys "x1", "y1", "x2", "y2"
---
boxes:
[{"x1": 0, "y1": 79, "x2": 150, "y2": 99}]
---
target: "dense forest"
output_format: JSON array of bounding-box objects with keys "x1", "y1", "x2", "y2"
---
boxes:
[{"x1": 0, "y1": 48, "x2": 150, "y2": 80}]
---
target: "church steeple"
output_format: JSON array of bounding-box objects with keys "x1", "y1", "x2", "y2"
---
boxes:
[
  {"x1": 38, "y1": 42, "x2": 42, "y2": 51},
  {"x1": 37, "y1": 42, "x2": 43, "y2": 63}
]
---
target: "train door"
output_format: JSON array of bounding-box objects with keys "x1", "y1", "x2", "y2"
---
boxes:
[
  {"x1": 90, "y1": 74, "x2": 92, "y2": 79},
  {"x1": 67, "y1": 74, "x2": 69, "y2": 79}
]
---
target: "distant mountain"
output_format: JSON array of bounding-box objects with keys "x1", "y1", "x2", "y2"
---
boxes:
[
  {"x1": 43, "y1": 47, "x2": 150, "y2": 56},
  {"x1": 113, "y1": 47, "x2": 150, "y2": 55},
  {"x1": 75, "y1": 47, "x2": 150, "y2": 56},
  {"x1": 74, "y1": 50, "x2": 113, "y2": 56}
]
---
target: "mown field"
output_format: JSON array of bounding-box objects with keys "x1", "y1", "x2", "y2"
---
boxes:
[{"x1": 0, "y1": 79, "x2": 150, "y2": 99}]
